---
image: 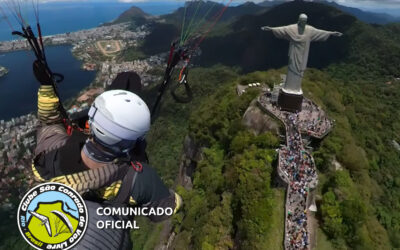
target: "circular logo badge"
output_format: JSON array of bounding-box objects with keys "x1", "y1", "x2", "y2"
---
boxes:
[{"x1": 17, "y1": 183, "x2": 88, "y2": 250}]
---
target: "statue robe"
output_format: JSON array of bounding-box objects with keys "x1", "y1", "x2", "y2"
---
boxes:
[{"x1": 270, "y1": 24, "x2": 334, "y2": 95}]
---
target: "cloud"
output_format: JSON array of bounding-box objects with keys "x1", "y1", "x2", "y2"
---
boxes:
[
  {"x1": 2, "y1": 0, "x2": 399, "y2": 10},
  {"x1": 117, "y1": 0, "x2": 148, "y2": 2},
  {"x1": 335, "y1": 0, "x2": 400, "y2": 6},
  {"x1": 253, "y1": 0, "x2": 400, "y2": 7}
]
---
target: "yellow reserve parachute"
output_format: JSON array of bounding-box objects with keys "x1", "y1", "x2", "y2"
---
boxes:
[{"x1": 50, "y1": 210, "x2": 74, "y2": 237}]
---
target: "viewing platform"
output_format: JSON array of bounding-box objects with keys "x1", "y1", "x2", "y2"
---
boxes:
[
  {"x1": 258, "y1": 93, "x2": 333, "y2": 140},
  {"x1": 257, "y1": 90, "x2": 333, "y2": 250}
]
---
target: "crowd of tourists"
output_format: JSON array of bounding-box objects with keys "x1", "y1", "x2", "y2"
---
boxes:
[
  {"x1": 298, "y1": 99, "x2": 333, "y2": 138},
  {"x1": 259, "y1": 93, "x2": 322, "y2": 249},
  {"x1": 279, "y1": 113, "x2": 317, "y2": 250},
  {"x1": 259, "y1": 94, "x2": 333, "y2": 139}
]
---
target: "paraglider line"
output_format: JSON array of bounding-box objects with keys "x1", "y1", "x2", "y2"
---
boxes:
[
  {"x1": 180, "y1": 2, "x2": 188, "y2": 45},
  {"x1": 182, "y1": 0, "x2": 219, "y2": 44},
  {"x1": 0, "y1": 6, "x2": 14, "y2": 31},
  {"x1": 192, "y1": 0, "x2": 233, "y2": 54},
  {"x1": 182, "y1": 0, "x2": 203, "y2": 43}
]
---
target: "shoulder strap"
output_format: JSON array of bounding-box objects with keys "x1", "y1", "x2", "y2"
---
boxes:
[{"x1": 111, "y1": 166, "x2": 139, "y2": 205}]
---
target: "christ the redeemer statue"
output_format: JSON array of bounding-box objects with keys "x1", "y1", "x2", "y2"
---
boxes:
[{"x1": 261, "y1": 14, "x2": 342, "y2": 111}]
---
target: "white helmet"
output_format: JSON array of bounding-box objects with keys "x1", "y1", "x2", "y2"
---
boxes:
[{"x1": 88, "y1": 90, "x2": 151, "y2": 155}]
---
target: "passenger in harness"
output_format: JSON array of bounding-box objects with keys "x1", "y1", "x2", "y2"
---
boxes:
[{"x1": 30, "y1": 61, "x2": 182, "y2": 249}]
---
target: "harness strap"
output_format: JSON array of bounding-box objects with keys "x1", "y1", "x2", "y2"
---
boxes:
[
  {"x1": 171, "y1": 65, "x2": 193, "y2": 103},
  {"x1": 111, "y1": 162, "x2": 141, "y2": 204}
]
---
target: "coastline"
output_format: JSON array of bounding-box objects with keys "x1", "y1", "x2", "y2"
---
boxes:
[
  {"x1": 0, "y1": 20, "x2": 163, "y2": 120},
  {"x1": 0, "y1": 20, "x2": 160, "y2": 121},
  {"x1": 0, "y1": 14, "x2": 168, "y2": 123},
  {"x1": 0, "y1": 23, "x2": 139, "y2": 53}
]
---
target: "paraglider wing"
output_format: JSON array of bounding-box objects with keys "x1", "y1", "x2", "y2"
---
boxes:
[
  {"x1": 28, "y1": 210, "x2": 52, "y2": 237},
  {"x1": 51, "y1": 210, "x2": 74, "y2": 234}
]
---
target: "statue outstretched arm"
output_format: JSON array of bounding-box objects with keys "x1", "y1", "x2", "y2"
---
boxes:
[
  {"x1": 261, "y1": 26, "x2": 272, "y2": 31},
  {"x1": 331, "y1": 31, "x2": 343, "y2": 37},
  {"x1": 261, "y1": 25, "x2": 292, "y2": 40},
  {"x1": 311, "y1": 27, "x2": 343, "y2": 41}
]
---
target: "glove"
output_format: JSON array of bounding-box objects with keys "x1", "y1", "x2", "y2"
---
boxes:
[{"x1": 33, "y1": 60, "x2": 53, "y2": 85}]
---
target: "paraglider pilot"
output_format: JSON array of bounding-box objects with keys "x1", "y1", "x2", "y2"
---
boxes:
[{"x1": 31, "y1": 60, "x2": 182, "y2": 249}]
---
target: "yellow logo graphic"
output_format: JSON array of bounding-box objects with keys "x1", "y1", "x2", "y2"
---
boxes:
[
  {"x1": 27, "y1": 201, "x2": 78, "y2": 243},
  {"x1": 18, "y1": 183, "x2": 88, "y2": 250}
]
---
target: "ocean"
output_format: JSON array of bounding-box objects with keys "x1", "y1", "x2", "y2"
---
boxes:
[
  {"x1": 0, "y1": 1, "x2": 184, "y2": 41},
  {"x1": 0, "y1": 46, "x2": 96, "y2": 120},
  {"x1": 0, "y1": 1, "x2": 184, "y2": 120}
]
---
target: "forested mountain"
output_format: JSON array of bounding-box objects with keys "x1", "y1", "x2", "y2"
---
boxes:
[
  {"x1": 197, "y1": 1, "x2": 400, "y2": 77},
  {"x1": 315, "y1": 0, "x2": 400, "y2": 24},
  {"x1": 162, "y1": 1, "x2": 269, "y2": 24},
  {"x1": 198, "y1": 1, "x2": 354, "y2": 72},
  {"x1": 111, "y1": 6, "x2": 151, "y2": 25},
  {"x1": 140, "y1": 1, "x2": 269, "y2": 55},
  {"x1": 130, "y1": 1, "x2": 400, "y2": 249},
  {"x1": 259, "y1": 0, "x2": 400, "y2": 24},
  {"x1": 258, "y1": 0, "x2": 286, "y2": 7},
  {"x1": 141, "y1": 1, "x2": 400, "y2": 77}
]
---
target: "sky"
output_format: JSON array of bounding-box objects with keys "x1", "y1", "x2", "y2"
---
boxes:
[
  {"x1": 32, "y1": 0, "x2": 400, "y2": 8},
  {"x1": 106, "y1": 0, "x2": 400, "y2": 16},
  {"x1": 3, "y1": 0, "x2": 399, "y2": 16},
  {"x1": 254, "y1": 0, "x2": 400, "y2": 11},
  {"x1": 72, "y1": 0, "x2": 400, "y2": 14},
  {"x1": 311, "y1": 0, "x2": 400, "y2": 13},
  {"x1": 114, "y1": 0, "x2": 400, "y2": 9}
]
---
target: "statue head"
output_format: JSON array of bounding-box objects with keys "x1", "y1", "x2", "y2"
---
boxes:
[{"x1": 298, "y1": 13, "x2": 308, "y2": 28}]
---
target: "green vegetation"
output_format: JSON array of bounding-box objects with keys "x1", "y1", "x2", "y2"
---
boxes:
[
  {"x1": 137, "y1": 62, "x2": 400, "y2": 249},
  {"x1": 118, "y1": 46, "x2": 146, "y2": 62},
  {"x1": 171, "y1": 73, "x2": 281, "y2": 249},
  {"x1": 137, "y1": 1, "x2": 400, "y2": 248},
  {"x1": 300, "y1": 68, "x2": 398, "y2": 249},
  {"x1": 130, "y1": 217, "x2": 165, "y2": 250},
  {"x1": 2, "y1": 1, "x2": 398, "y2": 249},
  {"x1": 110, "y1": 6, "x2": 150, "y2": 25},
  {"x1": 317, "y1": 227, "x2": 336, "y2": 250},
  {"x1": 133, "y1": 67, "x2": 285, "y2": 249},
  {"x1": 137, "y1": 47, "x2": 400, "y2": 249},
  {"x1": 131, "y1": 66, "x2": 240, "y2": 247},
  {"x1": 268, "y1": 189, "x2": 286, "y2": 250},
  {"x1": 144, "y1": 66, "x2": 239, "y2": 184}
]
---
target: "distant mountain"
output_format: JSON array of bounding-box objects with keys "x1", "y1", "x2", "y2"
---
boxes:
[
  {"x1": 220, "y1": 1, "x2": 269, "y2": 21},
  {"x1": 258, "y1": 0, "x2": 287, "y2": 8},
  {"x1": 370, "y1": 8, "x2": 400, "y2": 18},
  {"x1": 197, "y1": 1, "x2": 355, "y2": 72},
  {"x1": 259, "y1": 0, "x2": 400, "y2": 24},
  {"x1": 315, "y1": 0, "x2": 400, "y2": 24},
  {"x1": 195, "y1": 1, "x2": 400, "y2": 77},
  {"x1": 162, "y1": 1, "x2": 269, "y2": 24},
  {"x1": 139, "y1": 0, "x2": 400, "y2": 78},
  {"x1": 112, "y1": 6, "x2": 151, "y2": 24},
  {"x1": 141, "y1": 1, "x2": 269, "y2": 55}
]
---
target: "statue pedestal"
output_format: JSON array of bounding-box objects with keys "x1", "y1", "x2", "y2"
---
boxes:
[{"x1": 278, "y1": 89, "x2": 303, "y2": 112}]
